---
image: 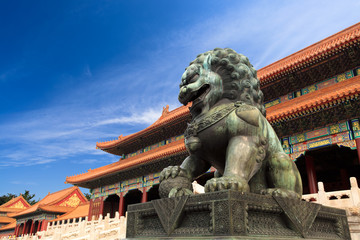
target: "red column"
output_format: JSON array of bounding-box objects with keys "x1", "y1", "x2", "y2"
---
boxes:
[
  {"x1": 356, "y1": 138, "x2": 360, "y2": 164},
  {"x1": 88, "y1": 199, "x2": 94, "y2": 221},
  {"x1": 14, "y1": 225, "x2": 18, "y2": 237},
  {"x1": 41, "y1": 220, "x2": 48, "y2": 231},
  {"x1": 141, "y1": 187, "x2": 148, "y2": 203},
  {"x1": 37, "y1": 221, "x2": 42, "y2": 232},
  {"x1": 17, "y1": 224, "x2": 22, "y2": 237},
  {"x1": 99, "y1": 197, "x2": 104, "y2": 218},
  {"x1": 21, "y1": 223, "x2": 26, "y2": 236},
  {"x1": 29, "y1": 221, "x2": 35, "y2": 235},
  {"x1": 16, "y1": 224, "x2": 20, "y2": 236},
  {"x1": 119, "y1": 192, "x2": 125, "y2": 217},
  {"x1": 305, "y1": 155, "x2": 318, "y2": 194}
]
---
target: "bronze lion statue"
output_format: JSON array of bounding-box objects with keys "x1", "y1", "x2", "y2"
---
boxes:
[{"x1": 159, "y1": 48, "x2": 302, "y2": 199}]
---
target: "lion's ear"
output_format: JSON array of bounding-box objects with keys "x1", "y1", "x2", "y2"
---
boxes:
[{"x1": 203, "y1": 55, "x2": 212, "y2": 70}]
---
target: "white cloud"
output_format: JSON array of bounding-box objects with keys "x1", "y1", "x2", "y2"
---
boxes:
[
  {"x1": 0, "y1": 101, "x2": 166, "y2": 167},
  {"x1": 84, "y1": 65, "x2": 92, "y2": 77},
  {"x1": 94, "y1": 108, "x2": 160, "y2": 127},
  {"x1": 10, "y1": 180, "x2": 38, "y2": 185}
]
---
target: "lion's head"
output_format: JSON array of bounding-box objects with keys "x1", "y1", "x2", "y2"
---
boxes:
[{"x1": 178, "y1": 48, "x2": 265, "y2": 117}]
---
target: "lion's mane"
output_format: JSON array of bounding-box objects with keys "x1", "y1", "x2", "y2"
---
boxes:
[{"x1": 189, "y1": 48, "x2": 266, "y2": 116}]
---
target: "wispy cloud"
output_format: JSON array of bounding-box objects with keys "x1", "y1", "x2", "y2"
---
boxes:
[
  {"x1": 0, "y1": 104, "x2": 164, "y2": 167},
  {"x1": 94, "y1": 108, "x2": 160, "y2": 127},
  {"x1": 0, "y1": 67, "x2": 19, "y2": 82},
  {"x1": 10, "y1": 180, "x2": 38, "y2": 185},
  {"x1": 83, "y1": 65, "x2": 92, "y2": 78}
]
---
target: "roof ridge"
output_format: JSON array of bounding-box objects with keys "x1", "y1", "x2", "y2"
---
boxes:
[
  {"x1": 0, "y1": 195, "x2": 31, "y2": 209},
  {"x1": 8, "y1": 187, "x2": 85, "y2": 218},
  {"x1": 46, "y1": 186, "x2": 79, "y2": 206},
  {"x1": 96, "y1": 103, "x2": 191, "y2": 151},
  {"x1": 258, "y1": 21, "x2": 360, "y2": 80},
  {"x1": 45, "y1": 186, "x2": 77, "y2": 196},
  {"x1": 49, "y1": 203, "x2": 90, "y2": 222},
  {"x1": 67, "y1": 139, "x2": 186, "y2": 184},
  {"x1": 266, "y1": 75, "x2": 360, "y2": 121}
]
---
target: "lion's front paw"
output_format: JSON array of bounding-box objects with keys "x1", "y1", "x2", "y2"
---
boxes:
[
  {"x1": 260, "y1": 188, "x2": 301, "y2": 199},
  {"x1": 160, "y1": 166, "x2": 188, "y2": 182},
  {"x1": 204, "y1": 176, "x2": 250, "y2": 193},
  {"x1": 169, "y1": 187, "x2": 194, "y2": 198}
]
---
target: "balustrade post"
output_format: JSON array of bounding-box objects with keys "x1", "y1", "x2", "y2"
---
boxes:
[
  {"x1": 79, "y1": 220, "x2": 85, "y2": 235},
  {"x1": 317, "y1": 182, "x2": 327, "y2": 204},
  {"x1": 350, "y1": 177, "x2": 360, "y2": 207},
  {"x1": 104, "y1": 213, "x2": 110, "y2": 229},
  {"x1": 90, "y1": 224, "x2": 95, "y2": 240}
]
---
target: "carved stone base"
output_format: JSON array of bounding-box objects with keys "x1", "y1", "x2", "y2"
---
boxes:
[{"x1": 126, "y1": 190, "x2": 351, "y2": 239}]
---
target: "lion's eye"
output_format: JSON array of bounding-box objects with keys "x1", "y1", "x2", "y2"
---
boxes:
[{"x1": 187, "y1": 73, "x2": 199, "y2": 84}]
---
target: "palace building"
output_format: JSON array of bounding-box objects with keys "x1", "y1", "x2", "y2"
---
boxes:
[
  {"x1": 0, "y1": 195, "x2": 31, "y2": 237},
  {"x1": 66, "y1": 22, "x2": 360, "y2": 220},
  {"x1": 8, "y1": 186, "x2": 88, "y2": 237}
]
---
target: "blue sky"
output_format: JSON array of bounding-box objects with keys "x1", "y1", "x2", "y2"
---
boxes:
[{"x1": 1, "y1": 0, "x2": 359, "y2": 200}]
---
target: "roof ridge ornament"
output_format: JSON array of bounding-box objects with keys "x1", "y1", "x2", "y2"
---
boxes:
[{"x1": 162, "y1": 105, "x2": 170, "y2": 117}]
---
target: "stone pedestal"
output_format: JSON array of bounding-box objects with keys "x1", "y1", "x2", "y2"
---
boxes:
[{"x1": 126, "y1": 190, "x2": 351, "y2": 239}]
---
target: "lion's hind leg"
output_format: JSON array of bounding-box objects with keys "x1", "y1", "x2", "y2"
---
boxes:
[{"x1": 263, "y1": 152, "x2": 303, "y2": 198}]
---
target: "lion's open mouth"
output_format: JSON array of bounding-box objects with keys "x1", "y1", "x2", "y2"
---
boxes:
[{"x1": 190, "y1": 84, "x2": 210, "y2": 106}]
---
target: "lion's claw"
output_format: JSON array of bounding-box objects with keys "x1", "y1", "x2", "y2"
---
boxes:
[
  {"x1": 204, "y1": 176, "x2": 249, "y2": 193},
  {"x1": 160, "y1": 166, "x2": 189, "y2": 182},
  {"x1": 160, "y1": 166, "x2": 178, "y2": 181},
  {"x1": 260, "y1": 188, "x2": 301, "y2": 199},
  {"x1": 169, "y1": 187, "x2": 193, "y2": 198}
]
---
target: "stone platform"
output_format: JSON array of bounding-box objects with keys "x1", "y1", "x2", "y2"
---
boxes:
[{"x1": 126, "y1": 190, "x2": 351, "y2": 239}]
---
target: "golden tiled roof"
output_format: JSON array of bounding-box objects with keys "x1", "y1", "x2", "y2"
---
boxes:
[
  {"x1": 0, "y1": 216, "x2": 14, "y2": 224},
  {"x1": 96, "y1": 104, "x2": 190, "y2": 150},
  {"x1": 266, "y1": 75, "x2": 360, "y2": 123},
  {"x1": 66, "y1": 139, "x2": 186, "y2": 184},
  {"x1": 0, "y1": 195, "x2": 31, "y2": 213},
  {"x1": 50, "y1": 203, "x2": 90, "y2": 222},
  {"x1": 0, "y1": 220, "x2": 16, "y2": 232},
  {"x1": 9, "y1": 187, "x2": 88, "y2": 218}
]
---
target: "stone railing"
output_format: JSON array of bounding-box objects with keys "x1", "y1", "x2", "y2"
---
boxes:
[
  {"x1": 302, "y1": 177, "x2": 360, "y2": 209},
  {"x1": 302, "y1": 177, "x2": 360, "y2": 240},
  {"x1": 1, "y1": 212, "x2": 126, "y2": 240},
  {"x1": 3, "y1": 178, "x2": 359, "y2": 240}
]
